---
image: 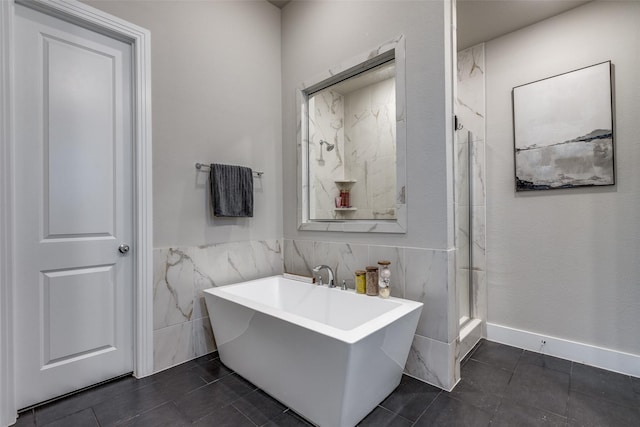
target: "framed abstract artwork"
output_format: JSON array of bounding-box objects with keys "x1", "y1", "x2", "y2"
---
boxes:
[{"x1": 512, "y1": 61, "x2": 614, "y2": 191}]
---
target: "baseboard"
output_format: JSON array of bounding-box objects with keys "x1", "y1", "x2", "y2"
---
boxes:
[{"x1": 486, "y1": 323, "x2": 640, "y2": 378}]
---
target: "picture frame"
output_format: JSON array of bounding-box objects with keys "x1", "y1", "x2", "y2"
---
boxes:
[{"x1": 512, "y1": 61, "x2": 614, "y2": 191}]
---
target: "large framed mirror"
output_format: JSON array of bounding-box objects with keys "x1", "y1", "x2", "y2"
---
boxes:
[{"x1": 297, "y1": 36, "x2": 407, "y2": 233}]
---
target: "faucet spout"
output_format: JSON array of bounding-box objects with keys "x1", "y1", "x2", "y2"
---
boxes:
[{"x1": 312, "y1": 265, "x2": 335, "y2": 288}]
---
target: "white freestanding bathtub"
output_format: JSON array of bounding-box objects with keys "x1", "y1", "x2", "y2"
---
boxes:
[{"x1": 203, "y1": 275, "x2": 423, "y2": 427}]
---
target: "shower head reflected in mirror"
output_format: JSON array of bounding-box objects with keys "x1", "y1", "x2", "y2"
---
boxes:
[{"x1": 319, "y1": 140, "x2": 335, "y2": 152}]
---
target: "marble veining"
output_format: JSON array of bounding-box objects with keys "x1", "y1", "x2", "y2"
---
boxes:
[
  {"x1": 308, "y1": 77, "x2": 396, "y2": 221},
  {"x1": 309, "y1": 90, "x2": 345, "y2": 219},
  {"x1": 193, "y1": 316, "x2": 216, "y2": 358},
  {"x1": 313, "y1": 241, "x2": 368, "y2": 288},
  {"x1": 283, "y1": 239, "x2": 314, "y2": 277},
  {"x1": 153, "y1": 234, "x2": 460, "y2": 390},
  {"x1": 153, "y1": 239, "x2": 283, "y2": 373},
  {"x1": 151, "y1": 238, "x2": 458, "y2": 391},
  {"x1": 405, "y1": 334, "x2": 456, "y2": 390},
  {"x1": 405, "y1": 248, "x2": 450, "y2": 343},
  {"x1": 154, "y1": 248, "x2": 195, "y2": 330},
  {"x1": 344, "y1": 77, "x2": 396, "y2": 220},
  {"x1": 456, "y1": 44, "x2": 485, "y2": 139}
]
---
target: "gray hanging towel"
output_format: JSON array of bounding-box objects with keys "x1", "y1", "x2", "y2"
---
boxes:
[{"x1": 210, "y1": 163, "x2": 254, "y2": 217}]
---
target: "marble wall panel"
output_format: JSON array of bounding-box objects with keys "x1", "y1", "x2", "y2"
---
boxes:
[
  {"x1": 368, "y1": 245, "x2": 405, "y2": 298},
  {"x1": 456, "y1": 44, "x2": 485, "y2": 140},
  {"x1": 153, "y1": 239, "x2": 283, "y2": 373},
  {"x1": 309, "y1": 90, "x2": 345, "y2": 219},
  {"x1": 191, "y1": 243, "x2": 228, "y2": 320},
  {"x1": 192, "y1": 243, "x2": 229, "y2": 289},
  {"x1": 283, "y1": 239, "x2": 314, "y2": 277},
  {"x1": 344, "y1": 78, "x2": 396, "y2": 217},
  {"x1": 193, "y1": 317, "x2": 216, "y2": 358},
  {"x1": 472, "y1": 270, "x2": 487, "y2": 327},
  {"x1": 153, "y1": 237, "x2": 457, "y2": 389},
  {"x1": 227, "y1": 239, "x2": 283, "y2": 283},
  {"x1": 153, "y1": 248, "x2": 195, "y2": 330},
  {"x1": 405, "y1": 334, "x2": 459, "y2": 391},
  {"x1": 457, "y1": 268, "x2": 470, "y2": 322},
  {"x1": 154, "y1": 322, "x2": 194, "y2": 373},
  {"x1": 369, "y1": 155, "x2": 396, "y2": 213},
  {"x1": 470, "y1": 140, "x2": 486, "y2": 207},
  {"x1": 405, "y1": 248, "x2": 450, "y2": 343},
  {"x1": 455, "y1": 204, "x2": 471, "y2": 270},
  {"x1": 446, "y1": 251, "x2": 459, "y2": 344},
  {"x1": 471, "y1": 206, "x2": 486, "y2": 272},
  {"x1": 455, "y1": 138, "x2": 470, "y2": 206},
  {"x1": 313, "y1": 241, "x2": 368, "y2": 288}
]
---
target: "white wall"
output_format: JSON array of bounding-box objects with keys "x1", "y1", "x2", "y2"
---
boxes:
[
  {"x1": 83, "y1": 0, "x2": 284, "y2": 372},
  {"x1": 282, "y1": 0, "x2": 451, "y2": 249},
  {"x1": 85, "y1": 0, "x2": 283, "y2": 248},
  {"x1": 485, "y1": 1, "x2": 640, "y2": 356}
]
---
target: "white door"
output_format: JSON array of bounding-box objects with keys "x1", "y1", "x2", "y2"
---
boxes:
[{"x1": 13, "y1": 4, "x2": 134, "y2": 408}]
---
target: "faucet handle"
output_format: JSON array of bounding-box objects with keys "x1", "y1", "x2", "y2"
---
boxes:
[
  {"x1": 341, "y1": 280, "x2": 347, "y2": 290},
  {"x1": 315, "y1": 274, "x2": 324, "y2": 286}
]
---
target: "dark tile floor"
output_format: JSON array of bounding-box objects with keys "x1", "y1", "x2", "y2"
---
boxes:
[{"x1": 13, "y1": 340, "x2": 640, "y2": 426}]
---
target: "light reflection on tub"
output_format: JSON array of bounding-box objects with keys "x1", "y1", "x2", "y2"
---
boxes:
[{"x1": 204, "y1": 275, "x2": 423, "y2": 427}]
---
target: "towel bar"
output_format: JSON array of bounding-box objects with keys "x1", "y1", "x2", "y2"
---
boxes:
[{"x1": 195, "y1": 162, "x2": 264, "y2": 177}]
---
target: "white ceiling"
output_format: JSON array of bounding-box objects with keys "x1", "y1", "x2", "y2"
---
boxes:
[
  {"x1": 268, "y1": 0, "x2": 592, "y2": 52},
  {"x1": 457, "y1": 0, "x2": 591, "y2": 50}
]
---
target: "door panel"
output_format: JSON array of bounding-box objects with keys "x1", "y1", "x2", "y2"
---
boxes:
[
  {"x1": 14, "y1": 4, "x2": 133, "y2": 408},
  {"x1": 43, "y1": 266, "x2": 116, "y2": 364},
  {"x1": 45, "y1": 35, "x2": 116, "y2": 237}
]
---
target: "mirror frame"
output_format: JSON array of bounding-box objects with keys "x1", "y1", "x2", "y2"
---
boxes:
[{"x1": 296, "y1": 35, "x2": 407, "y2": 233}]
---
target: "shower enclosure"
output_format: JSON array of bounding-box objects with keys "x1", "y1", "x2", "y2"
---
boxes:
[{"x1": 454, "y1": 43, "x2": 487, "y2": 356}]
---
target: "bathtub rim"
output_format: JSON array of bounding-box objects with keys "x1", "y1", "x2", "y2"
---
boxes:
[{"x1": 203, "y1": 275, "x2": 423, "y2": 345}]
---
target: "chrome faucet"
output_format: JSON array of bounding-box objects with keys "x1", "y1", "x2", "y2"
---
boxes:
[{"x1": 312, "y1": 265, "x2": 335, "y2": 288}]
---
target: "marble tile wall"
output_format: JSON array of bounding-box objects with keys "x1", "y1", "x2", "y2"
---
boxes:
[
  {"x1": 455, "y1": 44, "x2": 487, "y2": 338},
  {"x1": 153, "y1": 239, "x2": 283, "y2": 372},
  {"x1": 308, "y1": 90, "x2": 345, "y2": 219},
  {"x1": 344, "y1": 78, "x2": 397, "y2": 220},
  {"x1": 154, "y1": 236, "x2": 458, "y2": 389},
  {"x1": 283, "y1": 238, "x2": 458, "y2": 390},
  {"x1": 307, "y1": 77, "x2": 397, "y2": 221}
]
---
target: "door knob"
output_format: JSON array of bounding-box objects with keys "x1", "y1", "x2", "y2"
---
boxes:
[{"x1": 118, "y1": 243, "x2": 130, "y2": 254}]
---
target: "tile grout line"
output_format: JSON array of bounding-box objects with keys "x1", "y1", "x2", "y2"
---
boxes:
[
  {"x1": 230, "y1": 401, "x2": 260, "y2": 427},
  {"x1": 409, "y1": 390, "x2": 442, "y2": 426}
]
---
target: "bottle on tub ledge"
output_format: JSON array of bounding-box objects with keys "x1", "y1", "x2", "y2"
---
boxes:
[
  {"x1": 378, "y1": 260, "x2": 391, "y2": 299},
  {"x1": 365, "y1": 266, "x2": 379, "y2": 296},
  {"x1": 355, "y1": 270, "x2": 366, "y2": 294}
]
